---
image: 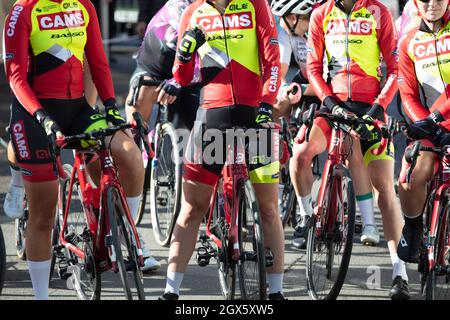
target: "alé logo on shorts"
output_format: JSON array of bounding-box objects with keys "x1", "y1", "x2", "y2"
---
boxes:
[
  {"x1": 413, "y1": 36, "x2": 450, "y2": 61},
  {"x1": 196, "y1": 12, "x2": 253, "y2": 32},
  {"x1": 38, "y1": 11, "x2": 85, "y2": 30},
  {"x1": 12, "y1": 121, "x2": 31, "y2": 160}
]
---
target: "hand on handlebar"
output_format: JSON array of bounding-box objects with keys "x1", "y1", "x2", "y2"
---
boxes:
[{"x1": 156, "y1": 79, "x2": 181, "y2": 105}]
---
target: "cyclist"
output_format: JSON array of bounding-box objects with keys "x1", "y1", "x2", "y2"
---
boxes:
[
  {"x1": 3, "y1": 62, "x2": 97, "y2": 220},
  {"x1": 271, "y1": 0, "x2": 336, "y2": 250},
  {"x1": 159, "y1": 0, "x2": 284, "y2": 300},
  {"x1": 305, "y1": 0, "x2": 409, "y2": 299},
  {"x1": 4, "y1": 0, "x2": 145, "y2": 299},
  {"x1": 126, "y1": 0, "x2": 200, "y2": 134},
  {"x1": 397, "y1": 0, "x2": 450, "y2": 265},
  {"x1": 271, "y1": 0, "x2": 321, "y2": 120}
]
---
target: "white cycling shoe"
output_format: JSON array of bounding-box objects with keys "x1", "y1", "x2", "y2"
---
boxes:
[
  {"x1": 3, "y1": 184, "x2": 25, "y2": 219},
  {"x1": 360, "y1": 224, "x2": 380, "y2": 246},
  {"x1": 140, "y1": 234, "x2": 161, "y2": 272}
]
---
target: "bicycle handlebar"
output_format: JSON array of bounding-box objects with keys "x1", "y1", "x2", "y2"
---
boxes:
[
  {"x1": 297, "y1": 104, "x2": 389, "y2": 156},
  {"x1": 127, "y1": 76, "x2": 163, "y2": 107},
  {"x1": 279, "y1": 116, "x2": 293, "y2": 158},
  {"x1": 404, "y1": 140, "x2": 450, "y2": 184}
]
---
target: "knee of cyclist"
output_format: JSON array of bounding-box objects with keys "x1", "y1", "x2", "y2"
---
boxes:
[
  {"x1": 29, "y1": 209, "x2": 55, "y2": 232},
  {"x1": 292, "y1": 148, "x2": 315, "y2": 170},
  {"x1": 259, "y1": 203, "x2": 279, "y2": 222},
  {"x1": 181, "y1": 203, "x2": 209, "y2": 223}
]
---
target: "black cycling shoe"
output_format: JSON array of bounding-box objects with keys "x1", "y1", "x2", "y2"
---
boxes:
[
  {"x1": 158, "y1": 292, "x2": 179, "y2": 300},
  {"x1": 389, "y1": 276, "x2": 410, "y2": 300},
  {"x1": 397, "y1": 215, "x2": 423, "y2": 263},
  {"x1": 292, "y1": 216, "x2": 311, "y2": 249},
  {"x1": 268, "y1": 292, "x2": 287, "y2": 300}
]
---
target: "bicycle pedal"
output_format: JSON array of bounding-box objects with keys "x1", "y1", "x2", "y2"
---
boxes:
[
  {"x1": 354, "y1": 222, "x2": 362, "y2": 234},
  {"x1": 265, "y1": 247, "x2": 274, "y2": 268},
  {"x1": 196, "y1": 247, "x2": 212, "y2": 267},
  {"x1": 57, "y1": 265, "x2": 72, "y2": 280},
  {"x1": 124, "y1": 258, "x2": 137, "y2": 272}
]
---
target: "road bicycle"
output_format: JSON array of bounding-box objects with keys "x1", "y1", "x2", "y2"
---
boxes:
[
  {"x1": 51, "y1": 113, "x2": 149, "y2": 300},
  {"x1": 278, "y1": 112, "x2": 321, "y2": 230},
  {"x1": 404, "y1": 141, "x2": 450, "y2": 300},
  {"x1": 300, "y1": 105, "x2": 389, "y2": 300},
  {"x1": 128, "y1": 77, "x2": 182, "y2": 247},
  {"x1": 195, "y1": 127, "x2": 279, "y2": 300}
]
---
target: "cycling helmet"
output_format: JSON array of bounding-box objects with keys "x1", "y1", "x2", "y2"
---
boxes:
[{"x1": 271, "y1": 0, "x2": 322, "y2": 16}]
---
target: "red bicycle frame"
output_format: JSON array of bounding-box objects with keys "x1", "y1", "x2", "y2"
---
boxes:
[
  {"x1": 204, "y1": 127, "x2": 279, "y2": 261},
  {"x1": 299, "y1": 113, "x2": 388, "y2": 238},
  {"x1": 57, "y1": 144, "x2": 144, "y2": 273}
]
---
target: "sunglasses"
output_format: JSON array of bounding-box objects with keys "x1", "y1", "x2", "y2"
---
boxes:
[{"x1": 417, "y1": 0, "x2": 445, "y2": 3}]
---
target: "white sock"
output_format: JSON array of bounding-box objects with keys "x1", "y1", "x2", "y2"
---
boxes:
[
  {"x1": 390, "y1": 252, "x2": 408, "y2": 281},
  {"x1": 356, "y1": 193, "x2": 375, "y2": 226},
  {"x1": 298, "y1": 194, "x2": 313, "y2": 218},
  {"x1": 165, "y1": 271, "x2": 184, "y2": 296},
  {"x1": 27, "y1": 259, "x2": 51, "y2": 300},
  {"x1": 126, "y1": 195, "x2": 141, "y2": 222},
  {"x1": 10, "y1": 164, "x2": 23, "y2": 187},
  {"x1": 267, "y1": 273, "x2": 284, "y2": 295}
]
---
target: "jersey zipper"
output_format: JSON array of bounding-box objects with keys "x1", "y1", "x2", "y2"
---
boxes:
[
  {"x1": 219, "y1": 10, "x2": 237, "y2": 105},
  {"x1": 433, "y1": 32, "x2": 448, "y2": 99},
  {"x1": 344, "y1": 2, "x2": 357, "y2": 101}
]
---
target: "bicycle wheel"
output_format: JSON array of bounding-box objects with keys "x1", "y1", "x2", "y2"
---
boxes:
[
  {"x1": 107, "y1": 186, "x2": 145, "y2": 300},
  {"x1": 237, "y1": 179, "x2": 267, "y2": 300},
  {"x1": 423, "y1": 195, "x2": 450, "y2": 300},
  {"x1": 52, "y1": 164, "x2": 101, "y2": 299},
  {"x1": 306, "y1": 167, "x2": 355, "y2": 300},
  {"x1": 213, "y1": 182, "x2": 237, "y2": 300},
  {"x1": 150, "y1": 123, "x2": 182, "y2": 247},
  {"x1": 15, "y1": 202, "x2": 28, "y2": 261},
  {"x1": 0, "y1": 225, "x2": 5, "y2": 295},
  {"x1": 280, "y1": 182, "x2": 297, "y2": 229},
  {"x1": 135, "y1": 158, "x2": 151, "y2": 226}
]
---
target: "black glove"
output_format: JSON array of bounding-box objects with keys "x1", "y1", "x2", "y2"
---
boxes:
[
  {"x1": 354, "y1": 115, "x2": 376, "y2": 140},
  {"x1": 255, "y1": 102, "x2": 274, "y2": 126},
  {"x1": 177, "y1": 26, "x2": 206, "y2": 63},
  {"x1": 407, "y1": 116, "x2": 442, "y2": 140},
  {"x1": 104, "y1": 99, "x2": 126, "y2": 126},
  {"x1": 34, "y1": 109, "x2": 62, "y2": 137},
  {"x1": 436, "y1": 131, "x2": 450, "y2": 147},
  {"x1": 160, "y1": 78, "x2": 182, "y2": 97},
  {"x1": 367, "y1": 103, "x2": 386, "y2": 122}
]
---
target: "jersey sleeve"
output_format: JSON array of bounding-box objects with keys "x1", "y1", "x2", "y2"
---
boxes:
[
  {"x1": 307, "y1": 7, "x2": 336, "y2": 109},
  {"x1": 3, "y1": 3, "x2": 43, "y2": 116},
  {"x1": 398, "y1": 32, "x2": 430, "y2": 122},
  {"x1": 373, "y1": 8, "x2": 398, "y2": 110},
  {"x1": 255, "y1": 0, "x2": 281, "y2": 106},
  {"x1": 172, "y1": 3, "x2": 197, "y2": 86},
  {"x1": 84, "y1": 1, "x2": 115, "y2": 104},
  {"x1": 278, "y1": 28, "x2": 292, "y2": 66}
]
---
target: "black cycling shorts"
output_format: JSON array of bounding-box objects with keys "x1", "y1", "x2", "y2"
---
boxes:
[{"x1": 9, "y1": 98, "x2": 108, "y2": 182}]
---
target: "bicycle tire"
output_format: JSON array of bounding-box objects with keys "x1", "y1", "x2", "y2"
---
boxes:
[
  {"x1": 237, "y1": 179, "x2": 267, "y2": 300},
  {"x1": 135, "y1": 160, "x2": 151, "y2": 226},
  {"x1": 52, "y1": 164, "x2": 101, "y2": 300},
  {"x1": 306, "y1": 167, "x2": 355, "y2": 300},
  {"x1": 150, "y1": 122, "x2": 182, "y2": 247},
  {"x1": 0, "y1": 225, "x2": 5, "y2": 295},
  {"x1": 280, "y1": 183, "x2": 296, "y2": 229},
  {"x1": 423, "y1": 194, "x2": 450, "y2": 300},
  {"x1": 15, "y1": 208, "x2": 28, "y2": 261},
  {"x1": 213, "y1": 183, "x2": 237, "y2": 300},
  {"x1": 107, "y1": 186, "x2": 146, "y2": 300}
]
